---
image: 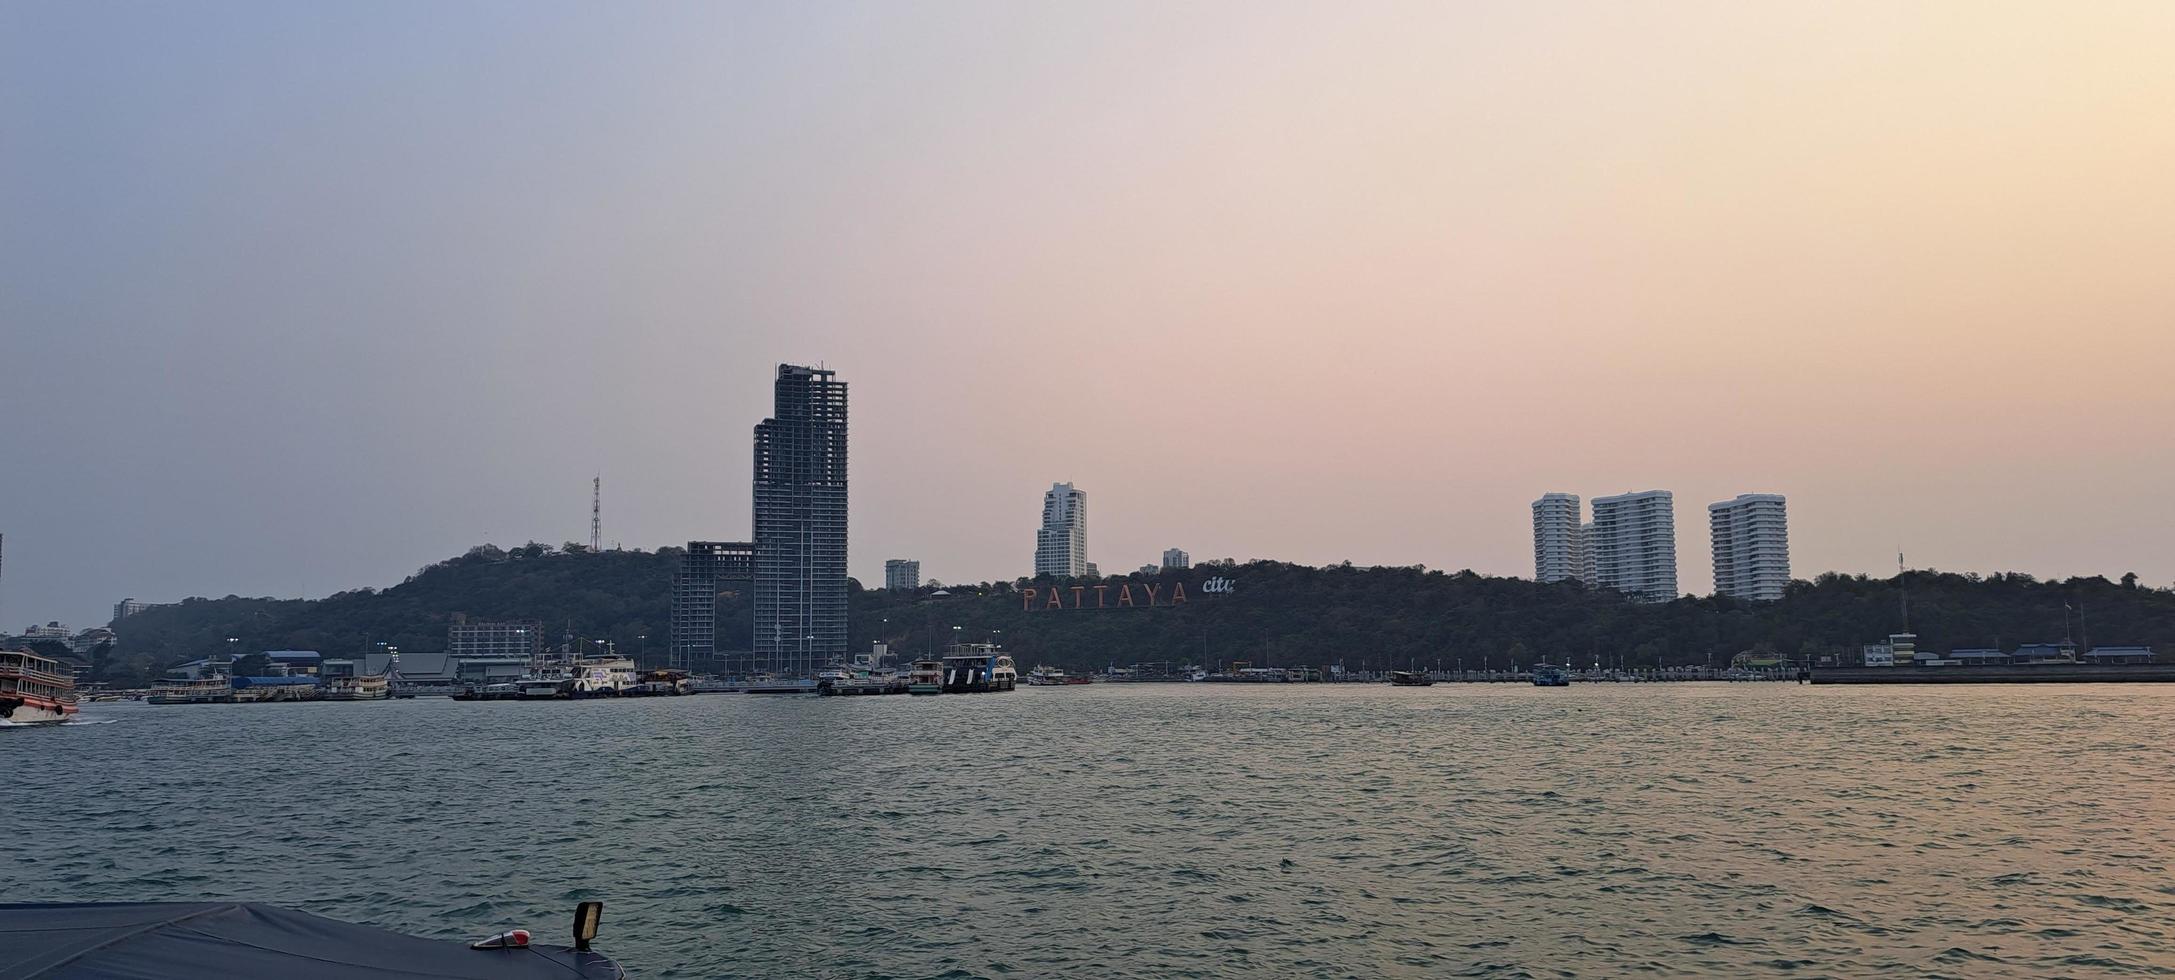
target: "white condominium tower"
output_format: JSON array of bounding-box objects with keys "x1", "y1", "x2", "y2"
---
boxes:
[
  {"x1": 1034, "y1": 482, "x2": 1088, "y2": 578},
  {"x1": 883, "y1": 558, "x2": 921, "y2": 592},
  {"x1": 1590, "y1": 490, "x2": 1678, "y2": 602},
  {"x1": 1709, "y1": 493, "x2": 1790, "y2": 601},
  {"x1": 1161, "y1": 548, "x2": 1190, "y2": 571},
  {"x1": 1531, "y1": 493, "x2": 1586, "y2": 584}
]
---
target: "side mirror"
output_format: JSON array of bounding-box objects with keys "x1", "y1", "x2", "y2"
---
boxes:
[{"x1": 573, "y1": 901, "x2": 603, "y2": 951}]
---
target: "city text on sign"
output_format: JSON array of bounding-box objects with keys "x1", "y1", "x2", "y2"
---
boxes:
[{"x1": 1023, "y1": 581, "x2": 1190, "y2": 611}]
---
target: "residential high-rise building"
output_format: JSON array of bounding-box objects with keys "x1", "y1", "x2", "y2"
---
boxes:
[
  {"x1": 1034, "y1": 482, "x2": 1087, "y2": 578},
  {"x1": 1590, "y1": 490, "x2": 1678, "y2": 602},
  {"x1": 1530, "y1": 493, "x2": 1586, "y2": 584},
  {"x1": 884, "y1": 559, "x2": 921, "y2": 591},
  {"x1": 1579, "y1": 521, "x2": 1597, "y2": 586},
  {"x1": 753, "y1": 364, "x2": 849, "y2": 680},
  {"x1": 1161, "y1": 548, "x2": 1190, "y2": 571},
  {"x1": 113, "y1": 598, "x2": 172, "y2": 622},
  {"x1": 671, "y1": 540, "x2": 753, "y2": 671},
  {"x1": 447, "y1": 621, "x2": 545, "y2": 662},
  {"x1": 1708, "y1": 493, "x2": 1790, "y2": 601}
]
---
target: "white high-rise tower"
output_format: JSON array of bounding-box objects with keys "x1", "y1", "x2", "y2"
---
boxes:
[
  {"x1": 1590, "y1": 490, "x2": 1677, "y2": 602},
  {"x1": 1034, "y1": 483, "x2": 1087, "y2": 578},
  {"x1": 1709, "y1": 493, "x2": 1790, "y2": 601},
  {"x1": 1531, "y1": 493, "x2": 1586, "y2": 585}
]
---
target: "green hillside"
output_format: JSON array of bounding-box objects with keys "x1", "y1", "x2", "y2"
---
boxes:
[{"x1": 91, "y1": 544, "x2": 2175, "y2": 686}]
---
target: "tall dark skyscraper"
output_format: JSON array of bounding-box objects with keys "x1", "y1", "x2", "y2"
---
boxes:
[{"x1": 752, "y1": 364, "x2": 848, "y2": 679}]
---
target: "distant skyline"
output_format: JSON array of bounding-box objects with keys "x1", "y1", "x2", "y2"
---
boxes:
[{"x1": 6, "y1": 1, "x2": 2175, "y2": 628}]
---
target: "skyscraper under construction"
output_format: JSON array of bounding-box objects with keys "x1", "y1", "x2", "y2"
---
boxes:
[{"x1": 752, "y1": 364, "x2": 848, "y2": 679}]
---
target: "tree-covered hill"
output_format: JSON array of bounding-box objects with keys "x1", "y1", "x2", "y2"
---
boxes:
[
  {"x1": 94, "y1": 545, "x2": 2175, "y2": 686},
  {"x1": 855, "y1": 563, "x2": 2175, "y2": 672}
]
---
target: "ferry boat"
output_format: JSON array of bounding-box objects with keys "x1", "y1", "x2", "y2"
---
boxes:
[
  {"x1": 1531, "y1": 664, "x2": 1571, "y2": 687},
  {"x1": 322, "y1": 673, "x2": 391, "y2": 701},
  {"x1": 1025, "y1": 665, "x2": 1089, "y2": 686},
  {"x1": 941, "y1": 643, "x2": 1017, "y2": 693},
  {"x1": 148, "y1": 676, "x2": 233, "y2": 705},
  {"x1": 1387, "y1": 670, "x2": 1434, "y2": 687},
  {"x1": 906, "y1": 659, "x2": 944, "y2": 695},
  {"x1": 570, "y1": 657, "x2": 638, "y2": 697},
  {"x1": 0, "y1": 648, "x2": 80, "y2": 723}
]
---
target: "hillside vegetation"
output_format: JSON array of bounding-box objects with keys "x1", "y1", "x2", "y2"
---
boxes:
[{"x1": 92, "y1": 545, "x2": 2175, "y2": 685}]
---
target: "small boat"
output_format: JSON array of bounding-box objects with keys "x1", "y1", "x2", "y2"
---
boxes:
[
  {"x1": 0, "y1": 900, "x2": 623, "y2": 979},
  {"x1": 1531, "y1": 664, "x2": 1570, "y2": 687},
  {"x1": 1387, "y1": 670, "x2": 1434, "y2": 687},
  {"x1": 906, "y1": 659, "x2": 943, "y2": 695},
  {"x1": 0, "y1": 648, "x2": 81, "y2": 723},
  {"x1": 1024, "y1": 665, "x2": 1070, "y2": 686}
]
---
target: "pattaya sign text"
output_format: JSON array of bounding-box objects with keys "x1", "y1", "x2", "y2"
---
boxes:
[{"x1": 1023, "y1": 581, "x2": 1189, "y2": 611}]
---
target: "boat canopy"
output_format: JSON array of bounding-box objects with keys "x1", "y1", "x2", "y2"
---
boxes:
[{"x1": 0, "y1": 902, "x2": 623, "y2": 980}]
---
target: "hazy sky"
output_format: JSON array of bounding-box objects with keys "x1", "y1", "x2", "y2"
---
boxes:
[{"x1": 5, "y1": 1, "x2": 2173, "y2": 629}]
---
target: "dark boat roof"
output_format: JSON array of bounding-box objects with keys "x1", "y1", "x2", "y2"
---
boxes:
[{"x1": 0, "y1": 902, "x2": 624, "y2": 980}]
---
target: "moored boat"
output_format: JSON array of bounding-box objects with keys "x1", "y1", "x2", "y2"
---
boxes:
[
  {"x1": 941, "y1": 643, "x2": 1017, "y2": 693},
  {"x1": 569, "y1": 657, "x2": 637, "y2": 697},
  {"x1": 0, "y1": 648, "x2": 80, "y2": 723},
  {"x1": 1531, "y1": 664, "x2": 1570, "y2": 687},
  {"x1": 323, "y1": 673, "x2": 392, "y2": 701},
  {"x1": 906, "y1": 659, "x2": 943, "y2": 695},
  {"x1": 147, "y1": 676, "x2": 233, "y2": 705},
  {"x1": 1387, "y1": 670, "x2": 1434, "y2": 687}
]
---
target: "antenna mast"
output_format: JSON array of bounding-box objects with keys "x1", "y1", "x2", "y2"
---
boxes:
[
  {"x1": 590, "y1": 475, "x2": 602, "y2": 552},
  {"x1": 1897, "y1": 550, "x2": 1909, "y2": 633}
]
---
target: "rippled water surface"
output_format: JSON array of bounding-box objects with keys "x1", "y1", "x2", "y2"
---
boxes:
[{"x1": 11, "y1": 684, "x2": 2175, "y2": 978}]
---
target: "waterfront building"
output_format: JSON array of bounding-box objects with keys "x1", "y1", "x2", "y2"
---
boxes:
[
  {"x1": 1034, "y1": 482, "x2": 1088, "y2": 578},
  {"x1": 2015, "y1": 642, "x2": 2077, "y2": 662},
  {"x1": 2084, "y1": 646, "x2": 2155, "y2": 665},
  {"x1": 884, "y1": 559, "x2": 921, "y2": 592},
  {"x1": 264, "y1": 650, "x2": 322, "y2": 675},
  {"x1": 1530, "y1": 493, "x2": 1586, "y2": 585},
  {"x1": 671, "y1": 541, "x2": 753, "y2": 672},
  {"x1": 113, "y1": 598, "x2": 172, "y2": 621},
  {"x1": 1161, "y1": 548, "x2": 1190, "y2": 571},
  {"x1": 753, "y1": 363, "x2": 849, "y2": 680},
  {"x1": 1949, "y1": 648, "x2": 2011, "y2": 666},
  {"x1": 1589, "y1": 490, "x2": 1677, "y2": 602},
  {"x1": 446, "y1": 621, "x2": 544, "y2": 662},
  {"x1": 1708, "y1": 493, "x2": 1791, "y2": 601}
]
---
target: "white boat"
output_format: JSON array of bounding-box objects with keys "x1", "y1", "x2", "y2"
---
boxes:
[
  {"x1": 0, "y1": 648, "x2": 80, "y2": 723},
  {"x1": 1024, "y1": 665, "x2": 1068, "y2": 686},
  {"x1": 570, "y1": 657, "x2": 637, "y2": 697},
  {"x1": 323, "y1": 673, "x2": 391, "y2": 701}
]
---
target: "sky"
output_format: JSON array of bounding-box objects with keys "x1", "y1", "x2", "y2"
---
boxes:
[{"x1": 4, "y1": 1, "x2": 2173, "y2": 629}]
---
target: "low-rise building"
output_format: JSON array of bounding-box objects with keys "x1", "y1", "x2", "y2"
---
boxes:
[
  {"x1": 264, "y1": 651, "x2": 322, "y2": 675},
  {"x1": 2084, "y1": 646, "x2": 2155, "y2": 665},
  {"x1": 1947, "y1": 648, "x2": 2010, "y2": 666},
  {"x1": 2014, "y1": 642, "x2": 2077, "y2": 663}
]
